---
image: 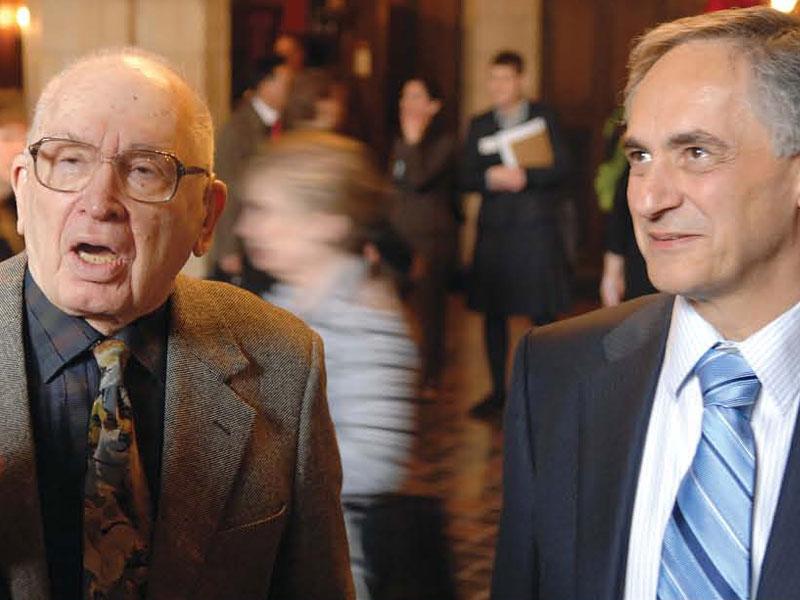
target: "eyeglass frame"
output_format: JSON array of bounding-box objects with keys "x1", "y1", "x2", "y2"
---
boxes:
[{"x1": 27, "y1": 136, "x2": 212, "y2": 204}]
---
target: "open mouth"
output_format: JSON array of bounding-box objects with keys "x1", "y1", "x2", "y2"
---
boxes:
[{"x1": 75, "y1": 243, "x2": 122, "y2": 265}]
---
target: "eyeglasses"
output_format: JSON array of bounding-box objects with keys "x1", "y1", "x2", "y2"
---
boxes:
[{"x1": 28, "y1": 137, "x2": 210, "y2": 204}]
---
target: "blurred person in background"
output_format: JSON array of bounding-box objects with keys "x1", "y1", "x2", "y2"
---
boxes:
[
  {"x1": 274, "y1": 32, "x2": 306, "y2": 73},
  {"x1": 283, "y1": 68, "x2": 348, "y2": 132},
  {"x1": 210, "y1": 55, "x2": 291, "y2": 289},
  {"x1": 595, "y1": 113, "x2": 655, "y2": 306},
  {"x1": 390, "y1": 77, "x2": 459, "y2": 396},
  {"x1": 600, "y1": 165, "x2": 656, "y2": 306},
  {"x1": 0, "y1": 107, "x2": 26, "y2": 260},
  {"x1": 236, "y1": 131, "x2": 455, "y2": 600},
  {"x1": 461, "y1": 50, "x2": 572, "y2": 418}
]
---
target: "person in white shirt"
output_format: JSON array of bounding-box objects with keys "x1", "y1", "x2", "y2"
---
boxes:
[
  {"x1": 492, "y1": 7, "x2": 800, "y2": 600},
  {"x1": 211, "y1": 55, "x2": 292, "y2": 283}
]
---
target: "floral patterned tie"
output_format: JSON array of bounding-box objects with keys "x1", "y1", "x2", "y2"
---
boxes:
[{"x1": 83, "y1": 339, "x2": 152, "y2": 599}]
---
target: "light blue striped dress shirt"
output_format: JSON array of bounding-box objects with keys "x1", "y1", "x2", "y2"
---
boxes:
[{"x1": 624, "y1": 296, "x2": 800, "y2": 599}]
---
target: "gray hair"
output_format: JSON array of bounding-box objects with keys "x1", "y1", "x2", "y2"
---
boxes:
[
  {"x1": 29, "y1": 47, "x2": 214, "y2": 167},
  {"x1": 625, "y1": 7, "x2": 800, "y2": 157}
]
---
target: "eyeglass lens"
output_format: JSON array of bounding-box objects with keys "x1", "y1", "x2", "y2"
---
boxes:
[{"x1": 34, "y1": 139, "x2": 177, "y2": 202}]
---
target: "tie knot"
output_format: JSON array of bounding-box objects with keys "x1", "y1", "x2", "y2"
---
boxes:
[
  {"x1": 92, "y1": 338, "x2": 129, "y2": 380},
  {"x1": 695, "y1": 345, "x2": 761, "y2": 411}
]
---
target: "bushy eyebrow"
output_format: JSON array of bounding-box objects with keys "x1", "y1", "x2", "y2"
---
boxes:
[
  {"x1": 622, "y1": 136, "x2": 647, "y2": 152},
  {"x1": 623, "y1": 129, "x2": 730, "y2": 153}
]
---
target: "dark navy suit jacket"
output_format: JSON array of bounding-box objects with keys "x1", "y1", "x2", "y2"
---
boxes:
[{"x1": 491, "y1": 294, "x2": 800, "y2": 600}]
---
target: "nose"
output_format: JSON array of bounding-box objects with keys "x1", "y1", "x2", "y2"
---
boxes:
[
  {"x1": 627, "y1": 157, "x2": 682, "y2": 221},
  {"x1": 76, "y1": 160, "x2": 128, "y2": 221}
]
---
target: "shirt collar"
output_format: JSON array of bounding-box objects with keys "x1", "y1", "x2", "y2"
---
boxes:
[
  {"x1": 662, "y1": 295, "x2": 721, "y2": 398},
  {"x1": 738, "y1": 299, "x2": 800, "y2": 416},
  {"x1": 24, "y1": 270, "x2": 168, "y2": 383},
  {"x1": 250, "y1": 96, "x2": 279, "y2": 127},
  {"x1": 664, "y1": 295, "x2": 800, "y2": 415},
  {"x1": 494, "y1": 100, "x2": 529, "y2": 130}
]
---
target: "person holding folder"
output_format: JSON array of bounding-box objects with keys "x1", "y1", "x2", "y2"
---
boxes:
[{"x1": 460, "y1": 50, "x2": 572, "y2": 418}]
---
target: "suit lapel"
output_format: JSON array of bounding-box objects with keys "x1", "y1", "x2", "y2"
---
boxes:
[
  {"x1": 755, "y1": 409, "x2": 800, "y2": 599},
  {"x1": 576, "y1": 295, "x2": 673, "y2": 600},
  {"x1": 0, "y1": 254, "x2": 48, "y2": 600},
  {"x1": 148, "y1": 277, "x2": 255, "y2": 599}
]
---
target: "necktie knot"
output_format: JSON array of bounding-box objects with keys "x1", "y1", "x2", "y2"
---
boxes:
[
  {"x1": 695, "y1": 345, "x2": 761, "y2": 412},
  {"x1": 92, "y1": 338, "x2": 129, "y2": 389}
]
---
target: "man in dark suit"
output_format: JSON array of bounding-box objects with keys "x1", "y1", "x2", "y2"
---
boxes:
[
  {"x1": 211, "y1": 55, "x2": 291, "y2": 287},
  {"x1": 0, "y1": 49, "x2": 352, "y2": 599},
  {"x1": 460, "y1": 51, "x2": 572, "y2": 417},
  {"x1": 493, "y1": 7, "x2": 800, "y2": 600}
]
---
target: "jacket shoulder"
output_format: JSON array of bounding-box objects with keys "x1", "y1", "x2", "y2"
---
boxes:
[
  {"x1": 468, "y1": 110, "x2": 495, "y2": 129},
  {"x1": 174, "y1": 276, "x2": 318, "y2": 361},
  {"x1": 521, "y1": 294, "x2": 673, "y2": 365}
]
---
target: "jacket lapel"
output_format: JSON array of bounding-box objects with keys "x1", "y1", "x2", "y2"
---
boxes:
[
  {"x1": 755, "y1": 410, "x2": 800, "y2": 599},
  {"x1": 576, "y1": 295, "x2": 673, "y2": 600},
  {"x1": 147, "y1": 276, "x2": 255, "y2": 599},
  {"x1": 0, "y1": 254, "x2": 49, "y2": 600}
]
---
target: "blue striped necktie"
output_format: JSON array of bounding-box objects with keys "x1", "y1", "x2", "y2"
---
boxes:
[{"x1": 657, "y1": 344, "x2": 761, "y2": 600}]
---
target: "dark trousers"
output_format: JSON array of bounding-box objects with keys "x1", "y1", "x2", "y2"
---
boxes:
[
  {"x1": 484, "y1": 312, "x2": 555, "y2": 399},
  {"x1": 343, "y1": 495, "x2": 457, "y2": 600}
]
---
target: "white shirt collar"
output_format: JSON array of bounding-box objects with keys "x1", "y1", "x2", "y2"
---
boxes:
[
  {"x1": 663, "y1": 295, "x2": 800, "y2": 415},
  {"x1": 250, "y1": 96, "x2": 279, "y2": 127}
]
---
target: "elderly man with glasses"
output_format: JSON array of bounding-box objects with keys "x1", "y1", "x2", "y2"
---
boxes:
[{"x1": 0, "y1": 49, "x2": 353, "y2": 600}]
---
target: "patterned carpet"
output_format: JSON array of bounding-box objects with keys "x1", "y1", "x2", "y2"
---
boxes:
[
  {"x1": 405, "y1": 294, "x2": 599, "y2": 600},
  {"x1": 402, "y1": 297, "x2": 521, "y2": 600}
]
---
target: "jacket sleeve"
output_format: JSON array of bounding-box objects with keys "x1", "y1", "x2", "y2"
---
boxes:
[
  {"x1": 459, "y1": 118, "x2": 491, "y2": 194},
  {"x1": 268, "y1": 333, "x2": 355, "y2": 600},
  {"x1": 393, "y1": 133, "x2": 456, "y2": 193},
  {"x1": 491, "y1": 333, "x2": 539, "y2": 600},
  {"x1": 522, "y1": 105, "x2": 571, "y2": 190}
]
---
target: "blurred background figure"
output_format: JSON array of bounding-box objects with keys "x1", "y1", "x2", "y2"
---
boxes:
[
  {"x1": 390, "y1": 76, "x2": 458, "y2": 396},
  {"x1": 274, "y1": 31, "x2": 306, "y2": 73},
  {"x1": 599, "y1": 165, "x2": 656, "y2": 306},
  {"x1": 595, "y1": 109, "x2": 655, "y2": 306},
  {"x1": 235, "y1": 131, "x2": 455, "y2": 600},
  {"x1": 210, "y1": 55, "x2": 292, "y2": 289},
  {"x1": 283, "y1": 68, "x2": 348, "y2": 132},
  {"x1": 0, "y1": 107, "x2": 26, "y2": 261},
  {"x1": 460, "y1": 50, "x2": 572, "y2": 418}
]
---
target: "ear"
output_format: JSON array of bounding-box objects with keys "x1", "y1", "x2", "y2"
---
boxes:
[
  {"x1": 192, "y1": 178, "x2": 227, "y2": 257},
  {"x1": 429, "y1": 99, "x2": 442, "y2": 117},
  {"x1": 10, "y1": 153, "x2": 29, "y2": 237}
]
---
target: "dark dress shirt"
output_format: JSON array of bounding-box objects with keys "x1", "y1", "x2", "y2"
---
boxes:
[{"x1": 24, "y1": 271, "x2": 168, "y2": 600}]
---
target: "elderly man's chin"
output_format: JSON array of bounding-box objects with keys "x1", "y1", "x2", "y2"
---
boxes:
[
  {"x1": 34, "y1": 261, "x2": 145, "y2": 332},
  {"x1": 57, "y1": 278, "x2": 133, "y2": 318}
]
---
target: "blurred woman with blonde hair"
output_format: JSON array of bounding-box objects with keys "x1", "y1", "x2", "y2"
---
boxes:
[{"x1": 235, "y1": 131, "x2": 455, "y2": 600}]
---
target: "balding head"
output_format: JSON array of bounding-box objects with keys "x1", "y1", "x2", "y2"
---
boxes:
[
  {"x1": 11, "y1": 47, "x2": 226, "y2": 334},
  {"x1": 31, "y1": 48, "x2": 214, "y2": 168}
]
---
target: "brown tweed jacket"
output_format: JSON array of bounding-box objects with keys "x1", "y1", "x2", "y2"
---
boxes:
[{"x1": 0, "y1": 253, "x2": 354, "y2": 600}]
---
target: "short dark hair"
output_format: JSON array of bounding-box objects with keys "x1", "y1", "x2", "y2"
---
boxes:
[
  {"x1": 491, "y1": 50, "x2": 524, "y2": 74},
  {"x1": 248, "y1": 54, "x2": 286, "y2": 90}
]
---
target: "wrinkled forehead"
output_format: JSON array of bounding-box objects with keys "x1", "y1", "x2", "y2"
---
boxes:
[{"x1": 37, "y1": 62, "x2": 192, "y2": 154}]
